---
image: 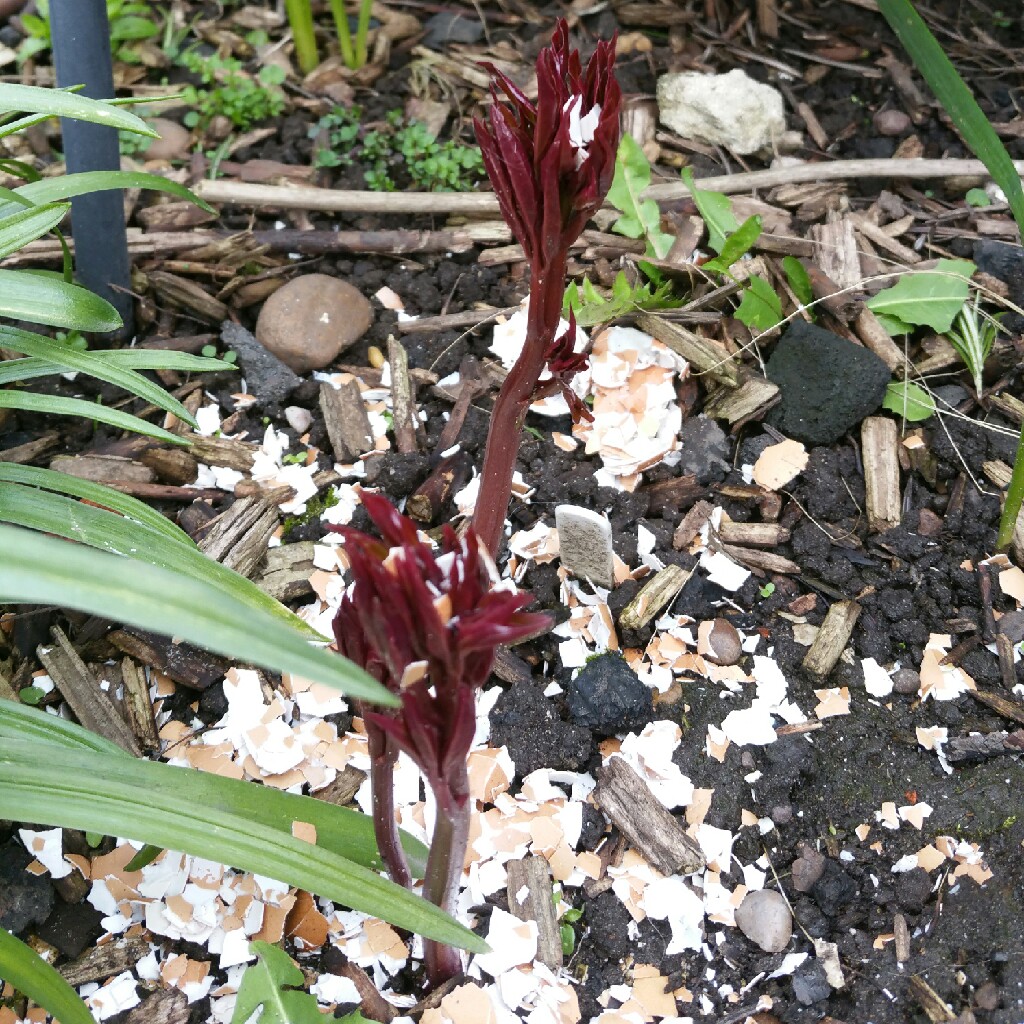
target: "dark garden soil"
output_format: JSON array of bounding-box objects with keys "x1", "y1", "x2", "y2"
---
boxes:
[{"x1": 2, "y1": 2, "x2": 1024, "y2": 1023}]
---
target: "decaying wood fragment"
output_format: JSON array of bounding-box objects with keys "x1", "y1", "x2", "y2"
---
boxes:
[
  {"x1": 139, "y1": 446, "x2": 199, "y2": 485},
  {"x1": 947, "y1": 729, "x2": 1024, "y2": 763},
  {"x1": 49, "y1": 453, "x2": 154, "y2": 484},
  {"x1": 257, "y1": 542, "x2": 316, "y2": 603},
  {"x1": 406, "y1": 451, "x2": 473, "y2": 524},
  {"x1": 636, "y1": 311, "x2": 739, "y2": 387},
  {"x1": 121, "y1": 657, "x2": 159, "y2": 753},
  {"x1": 908, "y1": 974, "x2": 957, "y2": 1022},
  {"x1": 861, "y1": 416, "x2": 901, "y2": 532},
  {"x1": 506, "y1": 856, "x2": 563, "y2": 971},
  {"x1": 893, "y1": 913, "x2": 910, "y2": 963},
  {"x1": 0, "y1": 431, "x2": 60, "y2": 464},
  {"x1": 856, "y1": 307, "x2": 911, "y2": 374},
  {"x1": 802, "y1": 600, "x2": 861, "y2": 677},
  {"x1": 970, "y1": 688, "x2": 1024, "y2": 726},
  {"x1": 313, "y1": 765, "x2": 366, "y2": 808},
  {"x1": 146, "y1": 270, "x2": 230, "y2": 324},
  {"x1": 718, "y1": 519, "x2": 791, "y2": 547},
  {"x1": 37, "y1": 627, "x2": 140, "y2": 755},
  {"x1": 432, "y1": 357, "x2": 487, "y2": 454},
  {"x1": 179, "y1": 431, "x2": 258, "y2": 471},
  {"x1": 703, "y1": 375, "x2": 780, "y2": 426},
  {"x1": 388, "y1": 337, "x2": 419, "y2": 454},
  {"x1": 122, "y1": 988, "x2": 189, "y2": 1024},
  {"x1": 809, "y1": 213, "x2": 861, "y2": 290},
  {"x1": 492, "y1": 647, "x2": 534, "y2": 687},
  {"x1": 618, "y1": 564, "x2": 690, "y2": 631},
  {"x1": 996, "y1": 634, "x2": 1017, "y2": 690},
  {"x1": 593, "y1": 757, "x2": 705, "y2": 876},
  {"x1": 673, "y1": 499, "x2": 716, "y2": 550},
  {"x1": 642, "y1": 474, "x2": 707, "y2": 518},
  {"x1": 197, "y1": 495, "x2": 278, "y2": 578},
  {"x1": 319, "y1": 379, "x2": 374, "y2": 463},
  {"x1": 0, "y1": 670, "x2": 17, "y2": 702},
  {"x1": 60, "y1": 935, "x2": 153, "y2": 987},
  {"x1": 721, "y1": 543, "x2": 800, "y2": 575},
  {"x1": 107, "y1": 628, "x2": 230, "y2": 691}
]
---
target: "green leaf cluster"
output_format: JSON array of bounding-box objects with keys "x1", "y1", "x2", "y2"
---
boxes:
[
  {"x1": 178, "y1": 51, "x2": 286, "y2": 133},
  {"x1": 866, "y1": 259, "x2": 975, "y2": 335},
  {"x1": 563, "y1": 270, "x2": 681, "y2": 328},
  {"x1": 17, "y1": 0, "x2": 160, "y2": 65},
  {"x1": 608, "y1": 135, "x2": 675, "y2": 259},
  {"x1": 312, "y1": 106, "x2": 484, "y2": 192}
]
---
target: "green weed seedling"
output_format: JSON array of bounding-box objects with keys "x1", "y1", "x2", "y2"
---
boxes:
[
  {"x1": 18, "y1": 0, "x2": 160, "y2": 65},
  {"x1": 311, "y1": 106, "x2": 484, "y2": 192},
  {"x1": 178, "y1": 51, "x2": 286, "y2": 133},
  {"x1": 945, "y1": 293, "x2": 1002, "y2": 397},
  {"x1": 564, "y1": 271, "x2": 680, "y2": 329}
]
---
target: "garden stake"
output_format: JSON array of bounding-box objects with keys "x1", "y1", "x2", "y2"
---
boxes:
[
  {"x1": 470, "y1": 20, "x2": 621, "y2": 556},
  {"x1": 50, "y1": 0, "x2": 132, "y2": 335},
  {"x1": 331, "y1": 493, "x2": 548, "y2": 987}
]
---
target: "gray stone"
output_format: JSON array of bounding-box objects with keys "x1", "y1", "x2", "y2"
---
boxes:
[
  {"x1": 567, "y1": 653, "x2": 653, "y2": 737},
  {"x1": 792, "y1": 960, "x2": 832, "y2": 1005},
  {"x1": 556, "y1": 505, "x2": 614, "y2": 589},
  {"x1": 657, "y1": 69, "x2": 785, "y2": 155},
  {"x1": 766, "y1": 322, "x2": 892, "y2": 445},
  {"x1": 0, "y1": 840, "x2": 53, "y2": 933},
  {"x1": 735, "y1": 888, "x2": 793, "y2": 952},
  {"x1": 892, "y1": 668, "x2": 921, "y2": 695},
  {"x1": 254, "y1": 273, "x2": 373, "y2": 374},
  {"x1": 220, "y1": 321, "x2": 302, "y2": 407},
  {"x1": 676, "y1": 414, "x2": 730, "y2": 484},
  {"x1": 422, "y1": 11, "x2": 483, "y2": 47},
  {"x1": 997, "y1": 610, "x2": 1024, "y2": 645},
  {"x1": 873, "y1": 109, "x2": 911, "y2": 136}
]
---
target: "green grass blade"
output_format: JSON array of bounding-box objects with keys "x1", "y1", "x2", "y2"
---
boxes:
[
  {"x1": 0, "y1": 744, "x2": 476, "y2": 950},
  {"x1": 0, "y1": 327, "x2": 199, "y2": 426},
  {"x1": 877, "y1": 0, "x2": 1024, "y2": 234},
  {"x1": 0, "y1": 525, "x2": 392, "y2": 703},
  {"x1": 0, "y1": 483, "x2": 325, "y2": 639},
  {"x1": 0, "y1": 201, "x2": 69, "y2": 259},
  {"x1": 0, "y1": 926, "x2": 95, "y2": 1024},
  {"x1": 10, "y1": 170, "x2": 213, "y2": 216},
  {"x1": 0, "y1": 390, "x2": 186, "y2": 445},
  {"x1": 0, "y1": 82, "x2": 155, "y2": 134},
  {"x1": 0, "y1": 268, "x2": 120, "y2": 331},
  {"x1": 0, "y1": 704, "x2": 429, "y2": 876},
  {"x1": 0, "y1": 349, "x2": 231, "y2": 388},
  {"x1": 0, "y1": 463, "x2": 190, "y2": 541}
]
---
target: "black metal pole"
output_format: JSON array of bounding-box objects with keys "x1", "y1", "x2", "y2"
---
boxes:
[{"x1": 50, "y1": 0, "x2": 134, "y2": 336}]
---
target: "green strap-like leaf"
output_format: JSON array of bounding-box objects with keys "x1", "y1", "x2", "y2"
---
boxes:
[
  {"x1": 0, "y1": 463, "x2": 190, "y2": 541},
  {"x1": 0, "y1": 525, "x2": 391, "y2": 703},
  {"x1": 0, "y1": 742, "x2": 479, "y2": 950},
  {"x1": 0, "y1": 702, "x2": 428, "y2": 875},
  {"x1": 0, "y1": 82, "x2": 155, "y2": 134},
  {"x1": 0, "y1": 390, "x2": 186, "y2": 445},
  {"x1": 0, "y1": 267, "x2": 120, "y2": 332},
  {"x1": 0, "y1": 483, "x2": 325, "y2": 639},
  {"x1": 0, "y1": 327, "x2": 199, "y2": 427},
  {"x1": 4, "y1": 170, "x2": 213, "y2": 219},
  {"x1": 0, "y1": 201, "x2": 69, "y2": 259},
  {"x1": 0, "y1": 348, "x2": 231, "y2": 388},
  {"x1": 0, "y1": 925, "x2": 95, "y2": 1024}
]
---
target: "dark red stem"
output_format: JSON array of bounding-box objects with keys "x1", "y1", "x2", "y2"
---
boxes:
[
  {"x1": 472, "y1": 255, "x2": 569, "y2": 556},
  {"x1": 366, "y1": 719, "x2": 412, "y2": 891},
  {"x1": 421, "y1": 765, "x2": 471, "y2": 988}
]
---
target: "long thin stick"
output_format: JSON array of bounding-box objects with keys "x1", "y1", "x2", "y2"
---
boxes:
[{"x1": 194, "y1": 157, "x2": 1024, "y2": 216}]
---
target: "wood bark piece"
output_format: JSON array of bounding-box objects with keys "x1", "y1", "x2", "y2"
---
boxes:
[
  {"x1": 121, "y1": 657, "x2": 159, "y2": 753},
  {"x1": 48, "y1": 454, "x2": 154, "y2": 484},
  {"x1": 147, "y1": 270, "x2": 229, "y2": 325},
  {"x1": 313, "y1": 765, "x2": 366, "y2": 808},
  {"x1": 618, "y1": 564, "x2": 691, "y2": 631},
  {"x1": 178, "y1": 432, "x2": 258, "y2": 471},
  {"x1": 802, "y1": 600, "x2": 861, "y2": 677},
  {"x1": 387, "y1": 337, "x2": 419, "y2": 454},
  {"x1": 721, "y1": 543, "x2": 800, "y2": 575},
  {"x1": 893, "y1": 913, "x2": 910, "y2": 963},
  {"x1": 506, "y1": 856, "x2": 563, "y2": 971},
  {"x1": 319, "y1": 379, "x2": 374, "y2": 463},
  {"x1": 861, "y1": 416, "x2": 901, "y2": 532},
  {"x1": 406, "y1": 451, "x2": 473, "y2": 524},
  {"x1": 257, "y1": 542, "x2": 316, "y2": 603},
  {"x1": 0, "y1": 670, "x2": 17, "y2": 702},
  {"x1": 635, "y1": 311, "x2": 739, "y2": 387},
  {"x1": 642, "y1": 474, "x2": 707, "y2": 518},
  {"x1": 717, "y1": 520, "x2": 791, "y2": 546},
  {"x1": 594, "y1": 757, "x2": 705, "y2": 875},
  {"x1": 947, "y1": 730, "x2": 1024, "y2": 763},
  {"x1": 60, "y1": 935, "x2": 152, "y2": 987},
  {"x1": 908, "y1": 974, "x2": 957, "y2": 1022},
  {"x1": 37, "y1": 627, "x2": 140, "y2": 755},
  {"x1": 970, "y1": 688, "x2": 1024, "y2": 726},
  {"x1": 855, "y1": 307, "x2": 911, "y2": 374},
  {"x1": 852, "y1": 214, "x2": 921, "y2": 264},
  {"x1": 810, "y1": 213, "x2": 861, "y2": 290},
  {"x1": 139, "y1": 446, "x2": 199, "y2": 485},
  {"x1": 107, "y1": 628, "x2": 230, "y2": 691},
  {"x1": 399, "y1": 306, "x2": 517, "y2": 335},
  {"x1": 673, "y1": 499, "x2": 716, "y2": 550},
  {"x1": 703, "y1": 376, "x2": 780, "y2": 426},
  {"x1": 197, "y1": 495, "x2": 277, "y2": 578},
  {"x1": 122, "y1": 989, "x2": 190, "y2": 1024},
  {"x1": 0, "y1": 431, "x2": 59, "y2": 464}
]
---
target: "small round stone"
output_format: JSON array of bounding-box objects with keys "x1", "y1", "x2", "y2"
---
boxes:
[
  {"x1": 735, "y1": 888, "x2": 793, "y2": 952},
  {"x1": 143, "y1": 118, "x2": 191, "y2": 161},
  {"x1": 255, "y1": 274, "x2": 373, "y2": 374},
  {"x1": 892, "y1": 668, "x2": 921, "y2": 695},
  {"x1": 873, "y1": 108, "x2": 911, "y2": 136}
]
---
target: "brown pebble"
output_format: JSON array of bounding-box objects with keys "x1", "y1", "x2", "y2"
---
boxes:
[
  {"x1": 697, "y1": 616, "x2": 742, "y2": 665},
  {"x1": 975, "y1": 981, "x2": 1000, "y2": 1011},
  {"x1": 918, "y1": 507, "x2": 943, "y2": 538},
  {"x1": 873, "y1": 109, "x2": 911, "y2": 136},
  {"x1": 791, "y1": 846, "x2": 826, "y2": 892}
]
